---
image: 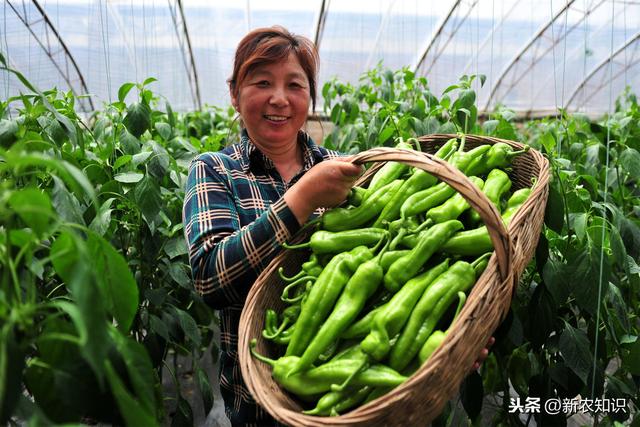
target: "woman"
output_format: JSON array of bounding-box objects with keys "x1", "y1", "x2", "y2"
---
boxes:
[{"x1": 183, "y1": 26, "x2": 492, "y2": 426}]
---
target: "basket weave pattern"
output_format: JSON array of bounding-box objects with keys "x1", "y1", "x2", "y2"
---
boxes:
[{"x1": 238, "y1": 134, "x2": 550, "y2": 426}]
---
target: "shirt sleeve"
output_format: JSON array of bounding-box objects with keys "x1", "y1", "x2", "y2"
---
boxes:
[{"x1": 182, "y1": 156, "x2": 302, "y2": 309}]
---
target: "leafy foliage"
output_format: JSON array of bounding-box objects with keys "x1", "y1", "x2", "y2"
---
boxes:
[{"x1": 0, "y1": 54, "x2": 238, "y2": 425}]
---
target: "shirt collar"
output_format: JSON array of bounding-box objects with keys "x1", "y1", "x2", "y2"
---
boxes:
[{"x1": 239, "y1": 128, "x2": 325, "y2": 174}]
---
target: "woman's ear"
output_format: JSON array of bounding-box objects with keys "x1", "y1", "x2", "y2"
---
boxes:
[{"x1": 230, "y1": 91, "x2": 239, "y2": 112}]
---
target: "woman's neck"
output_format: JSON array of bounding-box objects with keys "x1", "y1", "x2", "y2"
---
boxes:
[{"x1": 252, "y1": 135, "x2": 303, "y2": 183}]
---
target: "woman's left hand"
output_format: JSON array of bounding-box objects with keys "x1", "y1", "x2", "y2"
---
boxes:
[{"x1": 471, "y1": 336, "x2": 495, "y2": 371}]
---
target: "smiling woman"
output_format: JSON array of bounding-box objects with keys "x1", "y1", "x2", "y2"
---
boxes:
[{"x1": 182, "y1": 26, "x2": 363, "y2": 426}]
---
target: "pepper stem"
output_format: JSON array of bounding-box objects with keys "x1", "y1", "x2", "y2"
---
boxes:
[
  {"x1": 278, "y1": 266, "x2": 305, "y2": 283},
  {"x1": 471, "y1": 252, "x2": 492, "y2": 277},
  {"x1": 249, "y1": 338, "x2": 276, "y2": 366},
  {"x1": 262, "y1": 318, "x2": 290, "y2": 340},
  {"x1": 445, "y1": 291, "x2": 467, "y2": 334},
  {"x1": 281, "y1": 275, "x2": 315, "y2": 302},
  {"x1": 282, "y1": 241, "x2": 311, "y2": 250},
  {"x1": 330, "y1": 358, "x2": 369, "y2": 393}
]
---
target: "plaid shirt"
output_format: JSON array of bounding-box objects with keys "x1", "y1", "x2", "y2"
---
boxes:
[{"x1": 183, "y1": 129, "x2": 340, "y2": 426}]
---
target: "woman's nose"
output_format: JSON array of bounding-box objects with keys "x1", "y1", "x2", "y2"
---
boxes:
[{"x1": 269, "y1": 86, "x2": 289, "y2": 107}]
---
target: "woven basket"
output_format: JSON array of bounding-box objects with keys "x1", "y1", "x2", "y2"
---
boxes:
[{"x1": 239, "y1": 134, "x2": 550, "y2": 426}]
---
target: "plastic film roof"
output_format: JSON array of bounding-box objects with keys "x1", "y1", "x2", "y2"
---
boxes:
[{"x1": 1, "y1": 0, "x2": 639, "y2": 117}]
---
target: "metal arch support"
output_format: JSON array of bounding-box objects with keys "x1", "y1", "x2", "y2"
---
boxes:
[
  {"x1": 565, "y1": 31, "x2": 640, "y2": 109},
  {"x1": 7, "y1": 0, "x2": 94, "y2": 111},
  {"x1": 484, "y1": 0, "x2": 579, "y2": 111},
  {"x1": 168, "y1": 0, "x2": 202, "y2": 110},
  {"x1": 313, "y1": 0, "x2": 330, "y2": 50},
  {"x1": 412, "y1": 0, "x2": 479, "y2": 75}
]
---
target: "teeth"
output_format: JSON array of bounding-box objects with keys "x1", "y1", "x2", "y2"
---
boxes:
[{"x1": 265, "y1": 115, "x2": 287, "y2": 121}]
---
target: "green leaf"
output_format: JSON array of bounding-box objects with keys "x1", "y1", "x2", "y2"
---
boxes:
[
  {"x1": 164, "y1": 236, "x2": 188, "y2": 259},
  {"x1": 110, "y1": 328, "x2": 158, "y2": 417},
  {"x1": 507, "y1": 346, "x2": 531, "y2": 395},
  {"x1": 378, "y1": 124, "x2": 395, "y2": 145},
  {"x1": 118, "y1": 83, "x2": 136, "y2": 103},
  {"x1": 0, "y1": 326, "x2": 25, "y2": 425},
  {"x1": 142, "y1": 77, "x2": 157, "y2": 87},
  {"x1": 460, "y1": 371, "x2": 483, "y2": 421},
  {"x1": 89, "y1": 198, "x2": 114, "y2": 236},
  {"x1": 171, "y1": 307, "x2": 201, "y2": 348},
  {"x1": 87, "y1": 232, "x2": 139, "y2": 332},
  {"x1": 51, "y1": 176, "x2": 85, "y2": 225},
  {"x1": 622, "y1": 340, "x2": 640, "y2": 375},
  {"x1": 154, "y1": 122, "x2": 171, "y2": 141},
  {"x1": 147, "y1": 141, "x2": 170, "y2": 179},
  {"x1": 0, "y1": 119, "x2": 19, "y2": 147},
  {"x1": 114, "y1": 172, "x2": 144, "y2": 183},
  {"x1": 559, "y1": 321, "x2": 592, "y2": 385},
  {"x1": 123, "y1": 102, "x2": 151, "y2": 138},
  {"x1": 619, "y1": 147, "x2": 640, "y2": 177},
  {"x1": 105, "y1": 361, "x2": 159, "y2": 427},
  {"x1": 119, "y1": 129, "x2": 141, "y2": 155},
  {"x1": 196, "y1": 367, "x2": 214, "y2": 415},
  {"x1": 8, "y1": 188, "x2": 53, "y2": 236},
  {"x1": 113, "y1": 154, "x2": 132, "y2": 170},
  {"x1": 544, "y1": 183, "x2": 564, "y2": 233},
  {"x1": 171, "y1": 395, "x2": 193, "y2": 427},
  {"x1": 134, "y1": 175, "x2": 163, "y2": 232}
]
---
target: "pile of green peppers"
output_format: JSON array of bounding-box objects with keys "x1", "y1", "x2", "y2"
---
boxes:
[{"x1": 252, "y1": 135, "x2": 532, "y2": 417}]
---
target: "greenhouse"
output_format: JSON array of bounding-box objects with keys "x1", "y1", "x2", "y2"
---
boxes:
[{"x1": 1, "y1": 1, "x2": 639, "y2": 426}]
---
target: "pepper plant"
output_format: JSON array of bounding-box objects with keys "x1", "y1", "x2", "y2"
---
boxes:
[{"x1": 0, "y1": 54, "x2": 239, "y2": 425}]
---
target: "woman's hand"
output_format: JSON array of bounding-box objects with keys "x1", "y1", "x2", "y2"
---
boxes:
[
  {"x1": 471, "y1": 336, "x2": 495, "y2": 371},
  {"x1": 284, "y1": 159, "x2": 363, "y2": 225}
]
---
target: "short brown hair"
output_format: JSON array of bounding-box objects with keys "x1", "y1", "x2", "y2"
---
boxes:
[{"x1": 228, "y1": 26, "x2": 320, "y2": 110}]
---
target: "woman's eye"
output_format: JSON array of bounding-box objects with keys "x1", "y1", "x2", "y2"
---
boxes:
[{"x1": 256, "y1": 80, "x2": 270, "y2": 87}]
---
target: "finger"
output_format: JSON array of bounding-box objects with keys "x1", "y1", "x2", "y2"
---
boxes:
[{"x1": 487, "y1": 336, "x2": 496, "y2": 348}]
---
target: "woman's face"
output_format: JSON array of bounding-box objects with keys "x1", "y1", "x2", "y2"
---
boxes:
[{"x1": 233, "y1": 52, "x2": 311, "y2": 150}]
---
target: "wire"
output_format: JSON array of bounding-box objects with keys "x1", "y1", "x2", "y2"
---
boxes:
[
  {"x1": 98, "y1": 0, "x2": 112, "y2": 103},
  {"x1": 591, "y1": 0, "x2": 615, "y2": 404}
]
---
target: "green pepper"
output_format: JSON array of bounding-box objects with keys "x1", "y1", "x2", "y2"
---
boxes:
[
  {"x1": 389, "y1": 258, "x2": 482, "y2": 372},
  {"x1": 321, "y1": 180, "x2": 403, "y2": 232},
  {"x1": 303, "y1": 385, "x2": 371, "y2": 416},
  {"x1": 347, "y1": 186, "x2": 368, "y2": 207},
  {"x1": 280, "y1": 275, "x2": 314, "y2": 303},
  {"x1": 449, "y1": 140, "x2": 492, "y2": 173},
  {"x1": 440, "y1": 187, "x2": 531, "y2": 256},
  {"x1": 262, "y1": 304, "x2": 301, "y2": 341},
  {"x1": 288, "y1": 243, "x2": 388, "y2": 374},
  {"x1": 380, "y1": 250, "x2": 410, "y2": 271},
  {"x1": 285, "y1": 246, "x2": 373, "y2": 357},
  {"x1": 468, "y1": 168, "x2": 512, "y2": 224},
  {"x1": 384, "y1": 220, "x2": 463, "y2": 292},
  {"x1": 340, "y1": 303, "x2": 386, "y2": 339},
  {"x1": 361, "y1": 259, "x2": 450, "y2": 361},
  {"x1": 417, "y1": 291, "x2": 466, "y2": 364},
  {"x1": 371, "y1": 138, "x2": 459, "y2": 228},
  {"x1": 465, "y1": 143, "x2": 529, "y2": 177},
  {"x1": 283, "y1": 228, "x2": 387, "y2": 254},
  {"x1": 365, "y1": 139, "x2": 415, "y2": 195},
  {"x1": 251, "y1": 340, "x2": 407, "y2": 397},
  {"x1": 426, "y1": 176, "x2": 484, "y2": 223},
  {"x1": 400, "y1": 181, "x2": 457, "y2": 219}
]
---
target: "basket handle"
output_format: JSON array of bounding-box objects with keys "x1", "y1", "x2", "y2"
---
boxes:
[{"x1": 349, "y1": 146, "x2": 511, "y2": 281}]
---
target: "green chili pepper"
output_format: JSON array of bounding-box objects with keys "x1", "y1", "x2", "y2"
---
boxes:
[
  {"x1": 366, "y1": 139, "x2": 415, "y2": 195},
  {"x1": 400, "y1": 181, "x2": 457, "y2": 219},
  {"x1": 340, "y1": 303, "x2": 387, "y2": 339},
  {"x1": 285, "y1": 246, "x2": 373, "y2": 357},
  {"x1": 384, "y1": 220, "x2": 463, "y2": 292},
  {"x1": 283, "y1": 228, "x2": 387, "y2": 254},
  {"x1": 361, "y1": 259, "x2": 450, "y2": 361},
  {"x1": 468, "y1": 169, "x2": 512, "y2": 224},
  {"x1": 372, "y1": 139, "x2": 458, "y2": 228},
  {"x1": 262, "y1": 304, "x2": 301, "y2": 340},
  {"x1": 426, "y1": 176, "x2": 484, "y2": 223},
  {"x1": 271, "y1": 325, "x2": 294, "y2": 346},
  {"x1": 321, "y1": 180, "x2": 403, "y2": 232},
  {"x1": 440, "y1": 188, "x2": 531, "y2": 256},
  {"x1": 347, "y1": 186, "x2": 368, "y2": 207},
  {"x1": 380, "y1": 250, "x2": 410, "y2": 271},
  {"x1": 389, "y1": 259, "x2": 482, "y2": 372},
  {"x1": 288, "y1": 242, "x2": 389, "y2": 374},
  {"x1": 465, "y1": 143, "x2": 529, "y2": 176},
  {"x1": 449, "y1": 140, "x2": 492, "y2": 173},
  {"x1": 251, "y1": 340, "x2": 407, "y2": 397},
  {"x1": 418, "y1": 291, "x2": 466, "y2": 364},
  {"x1": 330, "y1": 386, "x2": 372, "y2": 416}
]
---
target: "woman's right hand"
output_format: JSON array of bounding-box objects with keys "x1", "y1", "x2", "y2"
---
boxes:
[{"x1": 284, "y1": 159, "x2": 363, "y2": 225}]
